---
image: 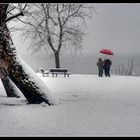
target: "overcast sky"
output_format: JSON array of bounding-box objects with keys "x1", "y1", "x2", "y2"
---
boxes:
[
  {"x1": 82, "y1": 3, "x2": 140, "y2": 55},
  {"x1": 11, "y1": 3, "x2": 140, "y2": 59}
]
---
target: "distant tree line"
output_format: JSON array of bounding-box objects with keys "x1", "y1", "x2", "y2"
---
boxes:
[{"x1": 114, "y1": 57, "x2": 137, "y2": 76}]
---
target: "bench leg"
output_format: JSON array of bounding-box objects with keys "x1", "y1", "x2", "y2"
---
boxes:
[{"x1": 52, "y1": 73, "x2": 54, "y2": 77}]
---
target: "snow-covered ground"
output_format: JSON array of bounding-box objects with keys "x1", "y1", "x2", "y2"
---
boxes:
[{"x1": 0, "y1": 74, "x2": 140, "y2": 137}]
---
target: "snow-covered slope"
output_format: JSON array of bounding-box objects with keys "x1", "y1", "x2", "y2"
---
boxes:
[{"x1": 0, "y1": 74, "x2": 140, "y2": 136}]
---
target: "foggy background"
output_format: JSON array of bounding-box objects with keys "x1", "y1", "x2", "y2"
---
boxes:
[{"x1": 10, "y1": 3, "x2": 140, "y2": 75}]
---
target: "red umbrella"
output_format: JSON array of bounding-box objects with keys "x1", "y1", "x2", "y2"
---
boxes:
[
  {"x1": 99, "y1": 49, "x2": 114, "y2": 59},
  {"x1": 100, "y1": 49, "x2": 114, "y2": 55}
]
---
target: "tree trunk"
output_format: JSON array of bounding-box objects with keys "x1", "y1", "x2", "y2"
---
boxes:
[
  {"x1": 1, "y1": 76, "x2": 20, "y2": 98},
  {"x1": 0, "y1": 4, "x2": 57, "y2": 105},
  {"x1": 8, "y1": 57, "x2": 57, "y2": 104},
  {"x1": 0, "y1": 68, "x2": 20, "y2": 98},
  {"x1": 54, "y1": 51, "x2": 60, "y2": 68}
]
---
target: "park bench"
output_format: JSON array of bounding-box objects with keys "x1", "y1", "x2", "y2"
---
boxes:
[
  {"x1": 40, "y1": 68, "x2": 49, "y2": 77},
  {"x1": 49, "y1": 68, "x2": 71, "y2": 77}
]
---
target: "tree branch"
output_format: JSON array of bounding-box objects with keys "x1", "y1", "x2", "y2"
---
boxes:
[{"x1": 6, "y1": 11, "x2": 24, "y2": 22}]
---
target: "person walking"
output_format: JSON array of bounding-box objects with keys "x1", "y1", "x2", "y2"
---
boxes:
[
  {"x1": 97, "y1": 58, "x2": 104, "y2": 77},
  {"x1": 103, "y1": 59, "x2": 112, "y2": 77}
]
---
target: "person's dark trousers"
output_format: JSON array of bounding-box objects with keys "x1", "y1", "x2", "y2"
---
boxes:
[
  {"x1": 105, "y1": 69, "x2": 110, "y2": 77},
  {"x1": 98, "y1": 70, "x2": 103, "y2": 77}
]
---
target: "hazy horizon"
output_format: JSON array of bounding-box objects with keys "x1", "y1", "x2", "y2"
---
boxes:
[{"x1": 18, "y1": 52, "x2": 140, "y2": 76}]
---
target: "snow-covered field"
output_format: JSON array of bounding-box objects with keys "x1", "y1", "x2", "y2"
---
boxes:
[{"x1": 0, "y1": 74, "x2": 140, "y2": 137}]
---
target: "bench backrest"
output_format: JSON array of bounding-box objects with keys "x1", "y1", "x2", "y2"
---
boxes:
[{"x1": 50, "y1": 68, "x2": 68, "y2": 73}]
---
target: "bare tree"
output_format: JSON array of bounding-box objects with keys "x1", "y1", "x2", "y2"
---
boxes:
[
  {"x1": 115, "y1": 57, "x2": 136, "y2": 76},
  {"x1": 18, "y1": 3, "x2": 94, "y2": 68},
  {"x1": 0, "y1": 4, "x2": 56, "y2": 105}
]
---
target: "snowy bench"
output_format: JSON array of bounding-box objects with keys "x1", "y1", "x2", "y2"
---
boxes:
[
  {"x1": 49, "y1": 68, "x2": 71, "y2": 77},
  {"x1": 40, "y1": 68, "x2": 49, "y2": 77}
]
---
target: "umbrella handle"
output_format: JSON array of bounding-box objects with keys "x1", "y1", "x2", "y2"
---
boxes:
[{"x1": 105, "y1": 54, "x2": 107, "y2": 59}]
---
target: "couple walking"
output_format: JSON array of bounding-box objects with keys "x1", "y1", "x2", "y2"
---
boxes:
[{"x1": 97, "y1": 58, "x2": 112, "y2": 77}]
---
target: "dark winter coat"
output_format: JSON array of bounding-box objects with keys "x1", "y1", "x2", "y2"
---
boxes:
[
  {"x1": 103, "y1": 59, "x2": 112, "y2": 70},
  {"x1": 97, "y1": 59, "x2": 104, "y2": 70}
]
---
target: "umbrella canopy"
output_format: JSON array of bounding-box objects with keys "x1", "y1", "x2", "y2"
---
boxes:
[{"x1": 100, "y1": 49, "x2": 114, "y2": 55}]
